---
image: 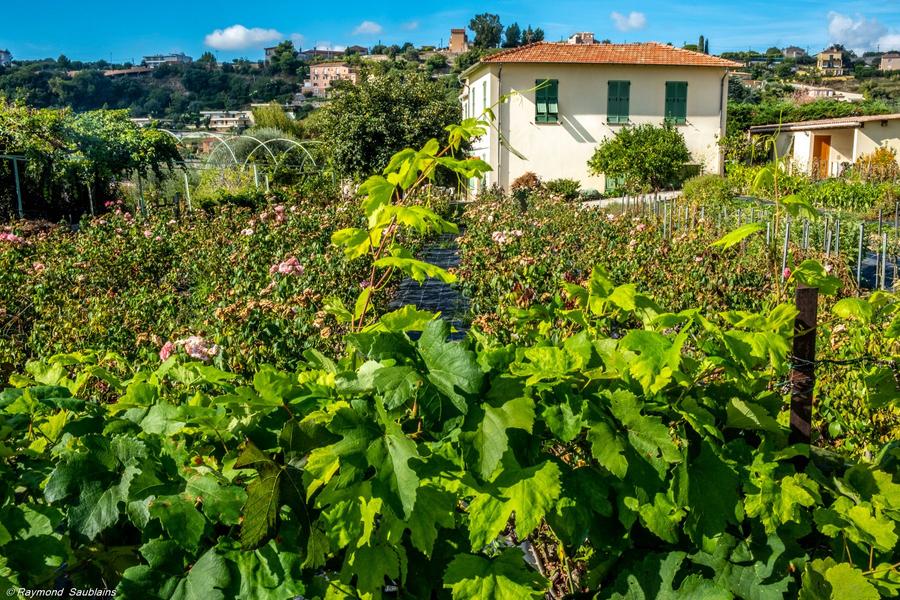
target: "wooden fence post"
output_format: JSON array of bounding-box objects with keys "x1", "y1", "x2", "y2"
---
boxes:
[{"x1": 790, "y1": 285, "x2": 818, "y2": 457}]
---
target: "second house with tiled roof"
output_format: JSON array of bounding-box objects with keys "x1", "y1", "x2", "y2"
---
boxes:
[{"x1": 459, "y1": 37, "x2": 740, "y2": 193}]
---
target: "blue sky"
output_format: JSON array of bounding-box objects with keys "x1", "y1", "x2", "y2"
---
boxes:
[{"x1": 2, "y1": 0, "x2": 900, "y2": 62}]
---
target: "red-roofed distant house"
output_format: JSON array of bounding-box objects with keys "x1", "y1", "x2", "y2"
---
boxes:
[{"x1": 458, "y1": 39, "x2": 741, "y2": 193}]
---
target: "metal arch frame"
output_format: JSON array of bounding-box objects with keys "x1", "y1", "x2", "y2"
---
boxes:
[
  {"x1": 243, "y1": 138, "x2": 320, "y2": 174},
  {"x1": 272, "y1": 141, "x2": 321, "y2": 178},
  {"x1": 157, "y1": 130, "x2": 325, "y2": 179},
  {"x1": 159, "y1": 129, "x2": 240, "y2": 166}
]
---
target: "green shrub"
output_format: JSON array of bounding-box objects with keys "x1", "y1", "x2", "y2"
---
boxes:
[
  {"x1": 588, "y1": 122, "x2": 691, "y2": 192},
  {"x1": 682, "y1": 174, "x2": 737, "y2": 206},
  {"x1": 799, "y1": 178, "x2": 900, "y2": 214},
  {"x1": 726, "y1": 163, "x2": 811, "y2": 198},
  {"x1": 543, "y1": 178, "x2": 581, "y2": 201}
]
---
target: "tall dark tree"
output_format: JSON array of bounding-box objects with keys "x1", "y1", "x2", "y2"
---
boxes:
[
  {"x1": 698, "y1": 35, "x2": 705, "y2": 54},
  {"x1": 522, "y1": 26, "x2": 545, "y2": 45},
  {"x1": 268, "y1": 41, "x2": 300, "y2": 75},
  {"x1": 503, "y1": 23, "x2": 522, "y2": 48},
  {"x1": 704, "y1": 38, "x2": 709, "y2": 54},
  {"x1": 469, "y1": 13, "x2": 503, "y2": 49},
  {"x1": 197, "y1": 52, "x2": 217, "y2": 67}
]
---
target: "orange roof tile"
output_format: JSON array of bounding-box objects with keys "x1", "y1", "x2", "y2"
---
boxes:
[{"x1": 479, "y1": 42, "x2": 742, "y2": 68}]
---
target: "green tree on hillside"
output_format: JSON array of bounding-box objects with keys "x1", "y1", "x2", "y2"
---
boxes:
[
  {"x1": 251, "y1": 102, "x2": 304, "y2": 138},
  {"x1": 197, "y1": 51, "x2": 217, "y2": 67},
  {"x1": 522, "y1": 26, "x2": 545, "y2": 44},
  {"x1": 268, "y1": 41, "x2": 301, "y2": 75},
  {"x1": 313, "y1": 72, "x2": 460, "y2": 177},
  {"x1": 469, "y1": 13, "x2": 503, "y2": 48},
  {"x1": 503, "y1": 23, "x2": 522, "y2": 48}
]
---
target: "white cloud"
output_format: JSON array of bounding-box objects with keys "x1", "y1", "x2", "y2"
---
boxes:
[
  {"x1": 826, "y1": 12, "x2": 900, "y2": 52},
  {"x1": 880, "y1": 33, "x2": 900, "y2": 51},
  {"x1": 353, "y1": 21, "x2": 383, "y2": 35},
  {"x1": 402, "y1": 21, "x2": 420, "y2": 31},
  {"x1": 610, "y1": 11, "x2": 646, "y2": 33},
  {"x1": 204, "y1": 25, "x2": 286, "y2": 50}
]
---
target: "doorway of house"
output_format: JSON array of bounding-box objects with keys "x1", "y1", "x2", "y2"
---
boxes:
[{"x1": 812, "y1": 135, "x2": 831, "y2": 178}]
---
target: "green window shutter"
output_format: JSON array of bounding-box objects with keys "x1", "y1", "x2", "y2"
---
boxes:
[
  {"x1": 547, "y1": 79, "x2": 558, "y2": 120},
  {"x1": 535, "y1": 79, "x2": 558, "y2": 123},
  {"x1": 665, "y1": 81, "x2": 688, "y2": 124},
  {"x1": 607, "y1": 80, "x2": 630, "y2": 124},
  {"x1": 605, "y1": 174, "x2": 625, "y2": 192}
]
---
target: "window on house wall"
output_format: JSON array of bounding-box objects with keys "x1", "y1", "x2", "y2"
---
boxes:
[
  {"x1": 535, "y1": 79, "x2": 559, "y2": 123},
  {"x1": 664, "y1": 82, "x2": 688, "y2": 125},
  {"x1": 605, "y1": 174, "x2": 625, "y2": 193},
  {"x1": 482, "y1": 80, "x2": 487, "y2": 112},
  {"x1": 607, "y1": 80, "x2": 630, "y2": 124}
]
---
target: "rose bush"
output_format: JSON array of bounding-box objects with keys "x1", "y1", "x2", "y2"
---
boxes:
[{"x1": 0, "y1": 195, "x2": 425, "y2": 378}]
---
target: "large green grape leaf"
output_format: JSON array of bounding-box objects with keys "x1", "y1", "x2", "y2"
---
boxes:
[
  {"x1": 468, "y1": 460, "x2": 561, "y2": 550},
  {"x1": 367, "y1": 419, "x2": 420, "y2": 519},
  {"x1": 588, "y1": 420, "x2": 628, "y2": 478},
  {"x1": 800, "y1": 560, "x2": 879, "y2": 600},
  {"x1": 417, "y1": 320, "x2": 483, "y2": 413},
  {"x1": 686, "y1": 440, "x2": 742, "y2": 543},
  {"x1": 234, "y1": 443, "x2": 283, "y2": 550},
  {"x1": 618, "y1": 331, "x2": 685, "y2": 394},
  {"x1": 344, "y1": 542, "x2": 406, "y2": 596},
  {"x1": 149, "y1": 494, "x2": 206, "y2": 551},
  {"x1": 599, "y1": 551, "x2": 731, "y2": 599},
  {"x1": 469, "y1": 395, "x2": 535, "y2": 479},
  {"x1": 443, "y1": 549, "x2": 546, "y2": 599},
  {"x1": 169, "y1": 549, "x2": 230, "y2": 600},
  {"x1": 405, "y1": 484, "x2": 457, "y2": 556},
  {"x1": 68, "y1": 467, "x2": 138, "y2": 540},
  {"x1": 185, "y1": 474, "x2": 247, "y2": 526}
]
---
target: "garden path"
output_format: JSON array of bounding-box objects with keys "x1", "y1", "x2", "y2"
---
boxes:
[{"x1": 389, "y1": 229, "x2": 468, "y2": 340}]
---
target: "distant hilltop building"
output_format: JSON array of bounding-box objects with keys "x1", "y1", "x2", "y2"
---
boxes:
[
  {"x1": 449, "y1": 29, "x2": 469, "y2": 54},
  {"x1": 142, "y1": 52, "x2": 193, "y2": 69},
  {"x1": 783, "y1": 46, "x2": 806, "y2": 59},
  {"x1": 199, "y1": 110, "x2": 254, "y2": 132},
  {"x1": 817, "y1": 45, "x2": 849, "y2": 76},
  {"x1": 303, "y1": 62, "x2": 359, "y2": 97},
  {"x1": 0, "y1": 49, "x2": 12, "y2": 67},
  {"x1": 882, "y1": 52, "x2": 900, "y2": 72},
  {"x1": 568, "y1": 32, "x2": 596, "y2": 45}
]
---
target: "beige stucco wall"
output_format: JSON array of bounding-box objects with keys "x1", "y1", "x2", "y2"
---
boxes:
[
  {"x1": 784, "y1": 128, "x2": 853, "y2": 176},
  {"x1": 855, "y1": 120, "x2": 900, "y2": 158},
  {"x1": 462, "y1": 62, "x2": 729, "y2": 191}
]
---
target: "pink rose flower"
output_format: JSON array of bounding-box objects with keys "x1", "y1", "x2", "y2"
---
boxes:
[
  {"x1": 32, "y1": 262, "x2": 46, "y2": 274},
  {"x1": 782, "y1": 267, "x2": 792, "y2": 280},
  {"x1": 0, "y1": 232, "x2": 25, "y2": 244},
  {"x1": 143, "y1": 230, "x2": 152, "y2": 238},
  {"x1": 159, "y1": 341, "x2": 175, "y2": 361},
  {"x1": 270, "y1": 257, "x2": 304, "y2": 276},
  {"x1": 182, "y1": 336, "x2": 219, "y2": 361}
]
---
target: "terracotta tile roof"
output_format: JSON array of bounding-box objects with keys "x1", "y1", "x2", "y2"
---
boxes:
[
  {"x1": 479, "y1": 42, "x2": 742, "y2": 68},
  {"x1": 749, "y1": 112, "x2": 900, "y2": 133}
]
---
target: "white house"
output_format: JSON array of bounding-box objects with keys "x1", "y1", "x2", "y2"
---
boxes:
[
  {"x1": 459, "y1": 41, "x2": 740, "y2": 193},
  {"x1": 749, "y1": 113, "x2": 900, "y2": 178}
]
